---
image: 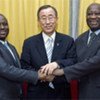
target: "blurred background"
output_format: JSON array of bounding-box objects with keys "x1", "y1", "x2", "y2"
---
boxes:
[{"x1": 0, "y1": 0, "x2": 99, "y2": 55}]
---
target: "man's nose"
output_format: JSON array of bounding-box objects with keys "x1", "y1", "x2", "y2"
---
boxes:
[
  {"x1": 46, "y1": 18, "x2": 51, "y2": 23},
  {"x1": 91, "y1": 13, "x2": 97, "y2": 18},
  {"x1": 0, "y1": 24, "x2": 4, "y2": 29}
]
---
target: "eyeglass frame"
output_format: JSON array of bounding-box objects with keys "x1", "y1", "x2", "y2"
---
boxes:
[{"x1": 39, "y1": 15, "x2": 56, "y2": 23}]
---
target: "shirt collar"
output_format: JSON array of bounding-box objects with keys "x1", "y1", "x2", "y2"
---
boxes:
[
  {"x1": 89, "y1": 29, "x2": 100, "y2": 36},
  {"x1": 42, "y1": 32, "x2": 56, "y2": 43},
  {"x1": 0, "y1": 40, "x2": 7, "y2": 45}
]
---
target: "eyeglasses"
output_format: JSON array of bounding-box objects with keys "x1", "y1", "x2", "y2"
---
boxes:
[{"x1": 39, "y1": 15, "x2": 56, "y2": 23}]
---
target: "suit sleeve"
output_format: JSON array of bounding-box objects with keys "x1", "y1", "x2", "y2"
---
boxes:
[
  {"x1": 64, "y1": 49, "x2": 100, "y2": 82},
  {"x1": 56, "y1": 38, "x2": 77, "y2": 67},
  {"x1": 20, "y1": 40, "x2": 33, "y2": 70},
  {"x1": 53, "y1": 37, "x2": 77, "y2": 84},
  {"x1": 0, "y1": 55, "x2": 38, "y2": 85}
]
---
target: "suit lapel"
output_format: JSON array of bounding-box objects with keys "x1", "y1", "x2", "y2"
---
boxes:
[
  {"x1": 0, "y1": 42, "x2": 16, "y2": 64},
  {"x1": 36, "y1": 33, "x2": 48, "y2": 63},
  {"x1": 95, "y1": 33, "x2": 100, "y2": 44},
  {"x1": 82, "y1": 31, "x2": 89, "y2": 47},
  {"x1": 83, "y1": 30, "x2": 100, "y2": 47},
  {"x1": 88, "y1": 32, "x2": 100, "y2": 47},
  {"x1": 87, "y1": 32, "x2": 100, "y2": 49},
  {"x1": 82, "y1": 31, "x2": 100, "y2": 58},
  {"x1": 35, "y1": 33, "x2": 63, "y2": 63},
  {"x1": 51, "y1": 33, "x2": 62, "y2": 61},
  {"x1": 7, "y1": 43, "x2": 21, "y2": 67}
]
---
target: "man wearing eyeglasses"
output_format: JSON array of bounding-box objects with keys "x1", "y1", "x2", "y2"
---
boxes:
[
  {"x1": 21, "y1": 5, "x2": 77, "y2": 100},
  {"x1": 41, "y1": 3, "x2": 100, "y2": 100}
]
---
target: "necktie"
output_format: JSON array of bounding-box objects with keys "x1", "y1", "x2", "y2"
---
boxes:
[
  {"x1": 45, "y1": 37, "x2": 54, "y2": 89},
  {"x1": 46, "y1": 38, "x2": 53, "y2": 63},
  {"x1": 4, "y1": 42, "x2": 16, "y2": 60},
  {"x1": 88, "y1": 32, "x2": 96, "y2": 45}
]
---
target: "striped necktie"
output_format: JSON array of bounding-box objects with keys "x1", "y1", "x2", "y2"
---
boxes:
[
  {"x1": 46, "y1": 37, "x2": 53, "y2": 63},
  {"x1": 45, "y1": 37, "x2": 54, "y2": 89},
  {"x1": 88, "y1": 32, "x2": 96, "y2": 45}
]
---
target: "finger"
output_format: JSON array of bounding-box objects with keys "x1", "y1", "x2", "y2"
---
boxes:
[
  {"x1": 44, "y1": 67, "x2": 50, "y2": 75},
  {"x1": 40, "y1": 66, "x2": 46, "y2": 73},
  {"x1": 48, "y1": 67, "x2": 55, "y2": 75}
]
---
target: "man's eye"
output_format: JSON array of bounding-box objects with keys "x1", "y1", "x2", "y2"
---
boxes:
[
  {"x1": 42, "y1": 18, "x2": 46, "y2": 20},
  {"x1": 3, "y1": 23, "x2": 7, "y2": 25},
  {"x1": 95, "y1": 13, "x2": 100, "y2": 15},
  {"x1": 88, "y1": 13, "x2": 92, "y2": 16}
]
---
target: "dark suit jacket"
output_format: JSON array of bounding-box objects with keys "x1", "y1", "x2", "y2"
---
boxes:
[
  {"x1": 0, "y1": 42, "x2": 38, "y2": 100},
  {"x1": 21, "y1": 32, "x2": 77, "y2": 99},
  {"x1": 64, "y1": 30, "x2": 100, "y2": 99}
]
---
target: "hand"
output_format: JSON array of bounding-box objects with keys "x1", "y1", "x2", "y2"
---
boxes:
[
  {"x1": 53, "y1": 68, "x2": 64, "y2": 76},
  {"x1": 38, "y1": 70, "x2": 55, "y2": 82},
  {"x1": 41, "y1": 62, "x2": 59, "y2": 75},
  {"x1": 38, "y1": 69, "x2": 46, "y2": 81},
  {"x1": 45, "y1": 75, "x2": 55, "y2": 82}
]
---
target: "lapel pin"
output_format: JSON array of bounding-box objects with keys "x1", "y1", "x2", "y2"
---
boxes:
[{"x1": 57, "y1": 43, "x2": 59, "y2": 46}]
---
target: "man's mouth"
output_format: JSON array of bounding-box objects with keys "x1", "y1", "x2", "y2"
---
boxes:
[
  {"x1": 45, "y1": 25, "x2": 52, "y2": 29},
  {"x1": 0, "y1": 30, "x2": 6, "y2": 34},
  {"x1": 89, "y1": 20, "x2": 99, "y2": 26}
]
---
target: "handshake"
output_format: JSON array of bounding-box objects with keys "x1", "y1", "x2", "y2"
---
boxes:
[{"x1": 38, "y1": 62, "x2": 64, "y2": 82}]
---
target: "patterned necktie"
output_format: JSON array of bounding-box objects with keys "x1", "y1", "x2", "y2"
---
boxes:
[
  {"x1": 45, "y1": 37, "x2": 54, "y2": 89},
  {"x1": 88, "y1": 32, "x2": 96, "y2": 45},
  {"x1": 46, "y1": 37, "x2": 53, "y2": 63}
]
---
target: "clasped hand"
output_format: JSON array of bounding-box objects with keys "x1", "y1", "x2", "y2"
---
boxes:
[{"x1": 38, "y1": 62, "x2": 58, "y2": 82}]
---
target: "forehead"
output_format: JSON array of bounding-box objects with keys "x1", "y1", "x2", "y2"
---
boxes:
[
  {"x1": 0, "y1": 15, "x2": 7, "y2": 22},
  {"x1": 88, "y1": 4, "x2": 100, "y2": 12},
  {"x1": 39, "y1": 8, "x2": 55, "y2": 16}
]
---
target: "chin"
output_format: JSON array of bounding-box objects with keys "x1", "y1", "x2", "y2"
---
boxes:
[
  {"x1": 91, "y1": 27, "x2": 100, "y2": 32},
  {"x1": 0, "y1": 38, "x2": 5, "y2": 41}
]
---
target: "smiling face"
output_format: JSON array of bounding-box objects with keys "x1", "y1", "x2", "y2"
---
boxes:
[
  {"x1": 38, "y1": 6, "x2": 58, "y2": 36},
  {"x1": 86, "y1": 3, "x2": 100, "y2": 31},
  {"x1": 0, "y1": 14, "x2": 9, "y2": 41}
]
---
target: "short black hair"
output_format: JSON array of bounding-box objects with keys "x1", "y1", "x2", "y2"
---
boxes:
[
  {"x1": 86, "y1": 3, "x2": 100, "y2": 15},
  {"x1": 0, "y1": 14, "x2": 8, "y2": 22},
  {"x1": 37, "y1": 5, "x2": 58, "y2": 19}
]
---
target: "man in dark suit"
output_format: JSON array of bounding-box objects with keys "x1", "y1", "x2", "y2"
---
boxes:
[
  {"x1": 43, "y1": 3, "x2": 100, "y2": 100},
  {"x1": 0, "y1": 14, "x2": 46, "y2": 100},
  {"x1": 21, "y1": 5, "x2": 77, "y2": 100}
]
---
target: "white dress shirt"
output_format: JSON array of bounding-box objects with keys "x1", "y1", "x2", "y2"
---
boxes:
[{"x1": 42, "y1": 32, "x2": 56, "y2": 89}]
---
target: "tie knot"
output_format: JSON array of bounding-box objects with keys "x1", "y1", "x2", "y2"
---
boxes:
[
  {"x1": 48, "y1": 37, "x2": 53, "y2": 42},
  {"x1": 88, "y1": 32, "x2": 96, "y2": 45},
  {"x1": 46, "y1": 37, "x2": 53, "y2": 45},
  {"x1": 90, "y1": 32, "x2": 96, "y2": 38}
]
